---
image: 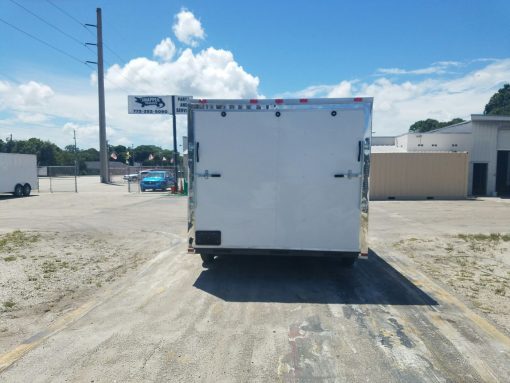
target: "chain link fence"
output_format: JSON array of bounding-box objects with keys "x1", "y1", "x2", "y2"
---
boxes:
[
  {"x1": 109, "y1": 165, "x2": 185, "y2": 193},
  {"x1": 38, "y1": 166, "x2": 78, "y2": 193}
]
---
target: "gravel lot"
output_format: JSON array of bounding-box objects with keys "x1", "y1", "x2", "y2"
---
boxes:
[
  {"x1": 1, "y1": 180, "x2": 510, "y2": 382},
  {"x1": 0, "y1": 177, "x2": 184, "y2": 351}
]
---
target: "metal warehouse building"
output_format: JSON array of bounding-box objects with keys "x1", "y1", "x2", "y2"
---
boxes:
[{"x1": 371, "y1": 114, "x2": 510, "y2": 198}]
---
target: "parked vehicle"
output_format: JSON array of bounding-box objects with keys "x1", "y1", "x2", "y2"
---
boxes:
[
  {"x1": 0, "y1": 153, "x2": 38, "y2": 197},
  {"x1": 140, "y1": 170, "x2": 172, "y2": 191},
  {"x1": 187, "y1": 98, "x2": 373, "y2": 266},
  {"x1": 123, "y1": 173, "x2": 138, "y2": 181}
]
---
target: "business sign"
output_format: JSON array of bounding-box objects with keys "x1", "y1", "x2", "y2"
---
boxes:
[
  {"x1": 174, "y1": 96, "x2": 191, "y2": 114},
  {"x1": 128, "y1": 95, "x2": 191, "y2": 115}
]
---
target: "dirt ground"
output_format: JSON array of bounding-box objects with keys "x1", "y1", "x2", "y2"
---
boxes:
[
  {"x1": 1, "y1": 180, "x2": 510, "y2": 382},
  {"x1": 394, "y1": 234, "x2": 510, "y2": 331},
  {"x1": 370, "y1": 198, "x2": 510, "y2": 335},
  {"x1": 0, "y1": 177, "x2": 183, "y2": 352}
]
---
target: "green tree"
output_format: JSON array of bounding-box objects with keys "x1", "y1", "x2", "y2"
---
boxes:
[
  {"x1": 409, "y1": 118, "x2": 465, "y2": 133},
  {"x1": 484, "y1": 84, "x2": 510, "y2": 115},
  {"x1": 133, "y1": 145, "x2": 162, "y2": 165},
  {"x1": 111, "y1": 144, "x2": 128, "y2": 164},
  {"x1": 80, "y1": 148, "x2": 100, "y2": 161}
]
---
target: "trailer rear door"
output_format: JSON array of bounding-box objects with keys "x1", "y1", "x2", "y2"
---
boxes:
[{"x1": 192, "y1": 103, "x2": 368, "y2": 252}]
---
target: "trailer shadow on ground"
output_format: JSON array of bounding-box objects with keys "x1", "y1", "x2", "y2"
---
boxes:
[
  {"x1": 0, "y1": 194, "x2": 38, "y2": 201},
  {"x1": 193, "y1": 250, "x2": 437, "y2": 305}
]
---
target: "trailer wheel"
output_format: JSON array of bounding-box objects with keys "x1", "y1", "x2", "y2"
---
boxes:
[
  {"x1": 341, "y1": 257, "x2": 356, "y2": 268},
  {"x1": 14, "y1": 184, "x2": 23, "y2": 197},
  {"x1": 23, "y1": 183, "x2": 31, "y2": 197}
]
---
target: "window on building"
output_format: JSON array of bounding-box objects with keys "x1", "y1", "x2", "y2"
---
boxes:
[{"x1": 432, "y1": 144, "x2": 437, "y2": 147}]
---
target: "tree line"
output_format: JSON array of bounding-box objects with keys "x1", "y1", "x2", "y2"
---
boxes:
[
  {"x1": 409, "y1": 83, "x2": 510, "y2": 133},
  {"x1": 0, "y1": 138, "x2": 182, "y2": 172}
]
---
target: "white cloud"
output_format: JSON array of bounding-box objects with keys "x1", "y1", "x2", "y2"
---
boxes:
[
  {"x1": 172, "y1": 9, "x2": 205, "y2": 47},
  {"x1": 104, "y1": 47, "x2": 260, "y2": 98},
  {"x1": 285, "y1": 58, "x2": 510, "y2": 135},
  {"x1": 15, "y1": 112, "x2": 49, "y2": 124},
  {"x1": 0, "y1": 81, "x2": 54, "y2": 110},
  {"x1": 377, "y1": 61, "x2": 461, "y2": 76},
  {"x1": 153, "y1": 37, "x2": 176, "y2": 61}
]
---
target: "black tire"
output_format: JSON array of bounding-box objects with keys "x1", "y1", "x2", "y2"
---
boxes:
[
  {"x1": 141, "y1": 188, "x2": 146, "y2": 192},
  {"x1": 341, "y1": 257, "x2": 357, "y2": 268},
  {"x1": 200, "y1": 254, "x2": 215, "y2": 265},
  {"x1": 14, "y1": 184, "x2": 23, "y2": 197},
  {"x1": 23, "y1": 183, "x2": 31, "y2": 197}
]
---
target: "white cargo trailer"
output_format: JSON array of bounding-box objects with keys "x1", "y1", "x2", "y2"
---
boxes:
[
  {"x1": 0, "y1": 153, "x2": 38, "y2": 197},
  {"x1": 187, "y1": 98, "x2": 372, "y2": 265}
]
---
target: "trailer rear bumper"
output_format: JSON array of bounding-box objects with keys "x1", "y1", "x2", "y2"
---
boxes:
[{"x1": 192, "y1": 247, "x2": 361, "y2": 259}]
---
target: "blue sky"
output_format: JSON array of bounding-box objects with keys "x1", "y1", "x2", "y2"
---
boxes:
[{"x1": 1, "y1": 0, "x2": 509, "y2": 148}]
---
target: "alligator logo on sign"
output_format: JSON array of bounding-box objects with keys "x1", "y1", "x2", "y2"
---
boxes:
[{"x1": 134, "y1": 96, "x2": 166, "y2": 108}]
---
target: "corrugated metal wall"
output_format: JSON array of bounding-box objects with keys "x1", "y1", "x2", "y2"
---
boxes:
[{"x1": 370, "y1": 152, "x2": 468, "y2": 200}]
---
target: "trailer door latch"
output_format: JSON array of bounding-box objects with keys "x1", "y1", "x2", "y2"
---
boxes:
[
  {"x1": 347, "y1": 170, "x2": 360, "y2": 179},
  {"x1": 334, "y1": 170, "x2": 360, "y2": 179},
  {"x1": 196, "y1": 170, "x2": 222, "y2": 179}
]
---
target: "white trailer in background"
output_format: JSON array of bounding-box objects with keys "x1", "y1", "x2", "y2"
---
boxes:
[
  {"x1": 187, "y1": 98, "x2": 372, "y2": 266},
  {"x1": 0, "y1": 153, "x2": 37, "y2": 197}
]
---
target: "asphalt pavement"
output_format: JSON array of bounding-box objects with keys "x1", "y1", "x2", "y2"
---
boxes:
[{"x1": 1, "y1": 191, "x2": 510, "y2": 382}]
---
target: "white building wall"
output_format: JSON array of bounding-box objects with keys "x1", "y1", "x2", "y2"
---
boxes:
[
  {"x1": 395, "y1": 134, "x2": 408, "y2": 149},
  {"x1": 470, "y1": 122, "x2": 499, "y2": 195},
  {"x1": 404, "y1": 132, "x2": 473, "y2": 152},
  {"x1": 372, "y1": 136, "x2": 395, "y2": 146}
]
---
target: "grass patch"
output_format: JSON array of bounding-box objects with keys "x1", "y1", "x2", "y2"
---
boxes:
[
  {"x1": 458, "y1": 233, "x2": 510, "y2": 243},
  {"x1": 42, "y1": 260, "x2": 58, "y2": 274},
  {"x1": 0, "y1": 230, "x2": 40, "y2": 252},
  {"x1": 3, "y1": 300, "x2": 15, "y2": 309}
]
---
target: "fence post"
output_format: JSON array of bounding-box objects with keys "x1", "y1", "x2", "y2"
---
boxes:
[{"x1": 74, "y1": 163, "x2": 78, "y2": 193}]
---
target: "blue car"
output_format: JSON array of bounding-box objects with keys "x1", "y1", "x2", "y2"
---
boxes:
[{"x1": 140, "y1": 171, "x2": 173, "y2": 192}]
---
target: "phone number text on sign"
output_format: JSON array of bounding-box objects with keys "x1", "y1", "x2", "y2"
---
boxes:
[{"x1": 131, "y1": 109, "x2": 169, "y2": 114}]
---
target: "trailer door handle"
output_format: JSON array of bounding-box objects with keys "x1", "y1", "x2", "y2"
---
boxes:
[
  {"x1": 196, "y1": 142, "x2": 200, "y2": 162},
  {"x1": 334, "y1": 170, "x2": 360, "y2": 179},
  {"x1": 357, "y1": 140, "x2": 362, "y2": 162},
  {"x1": 196, "y1": 170, "x2": 221, "y2": 179}
]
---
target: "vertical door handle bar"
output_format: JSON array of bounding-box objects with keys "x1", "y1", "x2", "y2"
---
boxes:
[
  {"x1": 358, "y1": 141, "x2": 362, "y2": 162},
  {"x1": 196, "y1": 142, "x2": 200, "y2": 162}
]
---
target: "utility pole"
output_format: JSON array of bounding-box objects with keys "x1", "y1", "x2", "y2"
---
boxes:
[
  {"x1": 73, "y1": 129, "x2": 78, "y2": 193},
  {"x1": 171, "y1": 95, "x2": 178, "y2": 192},
  {"x1": 86, "y1": 8, "x2": 108, "y2": 183}
]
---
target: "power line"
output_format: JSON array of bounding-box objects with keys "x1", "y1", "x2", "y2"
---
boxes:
[
  {"x1": 8, "y1": 0, "x2": 86, "y2": 49},
  {"x1": 0, "y1": 17, "x2": 87, "y2": 66},
  {"x1": 46, "y1": 0, "x2": 127, "y2": 65},
  {"x1": 45, "y1": 0, "x2": 93, "y2": 35},
  {"x1": 104, "y1": 44, "x2": 127, "y2": 64},
  {"x1": 42, "y1": 2, "x2": 146, "y2": 92},
  {"x1": 0, "y1": 72, "x2": 22, "y2": 84}
]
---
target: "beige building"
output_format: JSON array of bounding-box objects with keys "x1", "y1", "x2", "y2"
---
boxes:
[
  {"x1": 371, "y1": 114, "x2": 510, "y2": 198},
  {"x1": 370, "y1": 151, "x2": 468, "y2": 200}
]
